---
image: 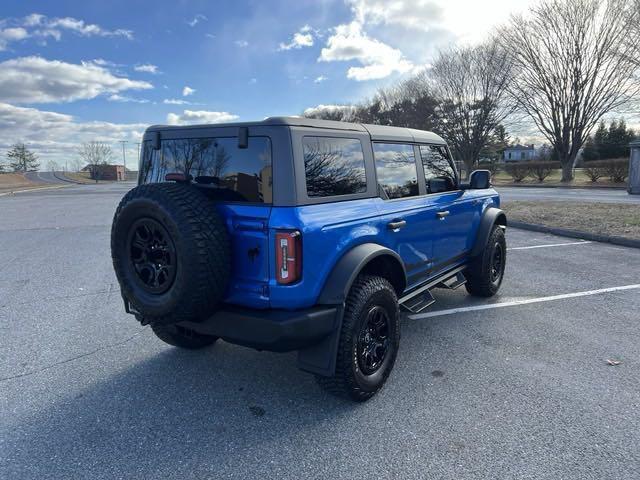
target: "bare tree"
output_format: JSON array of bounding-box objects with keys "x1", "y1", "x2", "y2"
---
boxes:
[
  {"x1": 47, "y1": 160, "x2": 60, "y2": 172},
  {"x1": 78, "y1": 142, "x2": 114, "y2": 181},
  {"x1": 500, "y1": 0, "x2": 640, "y2": 181},
  {"x1": 429, "y1": 40, "x2": 515, "y2": 177}
]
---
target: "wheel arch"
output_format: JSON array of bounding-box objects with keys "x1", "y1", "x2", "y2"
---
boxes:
[
  {"x1": 316, "y1": 243, "x2": 407, "y2": 305},
  {"x1": 470, "y1": 207, "x2": 507, "y2": 258}
]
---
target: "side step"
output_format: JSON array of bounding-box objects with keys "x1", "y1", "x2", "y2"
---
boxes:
[
  {"x1": 437, "y1": 271, "x2": 467, "y2": 290},
  {"x1": 400, "y1": 289, "x2": 435, "y2": 313},
  {"x1": 399, "y1": 266, "x2": 466, "y2": 314}
]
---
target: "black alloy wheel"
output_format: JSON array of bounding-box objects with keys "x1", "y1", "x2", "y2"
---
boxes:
[{"x1": 127, "y1": 218, "x2": 177, "y2": 294}]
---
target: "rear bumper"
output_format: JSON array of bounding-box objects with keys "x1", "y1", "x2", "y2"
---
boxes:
[{"x1": 178, "y1": 304, "x2": 339, "y2": 352}]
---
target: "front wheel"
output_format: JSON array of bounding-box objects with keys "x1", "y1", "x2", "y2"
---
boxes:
[
  {"x1": 465, "y1": 226, "x2": 506, "y2": 297},
  {"x1": 316, "y1": 275, "x2": 400, "y2": 402}
]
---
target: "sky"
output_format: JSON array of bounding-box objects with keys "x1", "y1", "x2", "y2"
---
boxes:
[{"x1": 0, "y1": 0, "x2": 537, "y2": 167}]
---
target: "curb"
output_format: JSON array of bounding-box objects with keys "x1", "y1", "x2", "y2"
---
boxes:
[
  {"x1": 509, "y1": 221, "x2": 640, "y2": 249},
  {"x1": 495, "y1": 183, "x2": 628, "y2": 190},
  {"x1": 0, "y1": 184, "x2": 70, "y2": 197}
]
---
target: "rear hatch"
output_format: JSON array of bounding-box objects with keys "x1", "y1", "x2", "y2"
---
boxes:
[{"x1": 139, "y1": 132, "x2": 273, "y2": 308}]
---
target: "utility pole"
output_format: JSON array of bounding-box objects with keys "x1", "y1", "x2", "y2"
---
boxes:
[
  {"x1": 119, "y1": 140, "x2": 127, "y2": 181},
  {"x1": 135, "y1": 142, "x2": 141, "y2": 162}
]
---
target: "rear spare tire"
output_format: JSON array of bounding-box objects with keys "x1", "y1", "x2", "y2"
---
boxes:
[{"x1": 111, "y1": 182, "x2": 231, "y2": 325}]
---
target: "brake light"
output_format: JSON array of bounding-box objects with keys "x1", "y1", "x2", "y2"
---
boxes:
[{"x1": 275, "y1": 231, "x2": 301, "y2": 284}]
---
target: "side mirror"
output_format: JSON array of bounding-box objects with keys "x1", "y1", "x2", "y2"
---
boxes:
[{"x1": 463, "y1": 170, "x2": 491, "y2": 190}]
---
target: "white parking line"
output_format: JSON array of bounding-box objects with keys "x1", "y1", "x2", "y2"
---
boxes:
[
  {"x1": 409, "y1": 284, "x2": 640, "y2": 319},
  {"x1": 508, "y1": 241, "x2": 592, "y2": 251}
]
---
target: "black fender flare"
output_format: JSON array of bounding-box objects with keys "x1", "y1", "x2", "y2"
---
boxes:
[
  {"x1": 316, "y1": 243, "x2": 407, "y2": 305},
  {"x1": 470, "y1": 207, "x2": 507, "y2": 257},
  {"x1": 298, "y1": 243, "x2": 406, "y2": 377}
]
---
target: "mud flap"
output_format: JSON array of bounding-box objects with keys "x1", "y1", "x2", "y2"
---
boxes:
[{"x1": 297, "y1": 306, "x2": 344, "y2": 377}]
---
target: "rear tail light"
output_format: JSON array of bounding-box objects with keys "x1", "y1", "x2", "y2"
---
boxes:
[{"x1": 275, "y1": 230, "x2": 301, "y2": 284}]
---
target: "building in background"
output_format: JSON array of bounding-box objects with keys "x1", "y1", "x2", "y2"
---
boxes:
[
  {"x1": 81, "y1": 164, "x2": 126, "y2": 181},
  {"x1": 504, "y1": 144, "x2": 536, "y2": 162}
]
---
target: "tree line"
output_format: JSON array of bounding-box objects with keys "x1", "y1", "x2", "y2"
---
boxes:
[{"x1": 305, "y1": 0, "x2": 640, "y2": 182}]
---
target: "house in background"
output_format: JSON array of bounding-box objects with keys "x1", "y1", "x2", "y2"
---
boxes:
[{"x1": 504, "y1": 144, "x2": 536, "y2": 162}]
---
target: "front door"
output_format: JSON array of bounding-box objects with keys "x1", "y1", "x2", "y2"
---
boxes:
[{"x1": 418, "y1": 144, "x2": 474, "y2": 270}]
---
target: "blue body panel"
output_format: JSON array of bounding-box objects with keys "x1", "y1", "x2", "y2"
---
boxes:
[{"x1": 220, "y1": 188, "x2": 500, "y2": 311}]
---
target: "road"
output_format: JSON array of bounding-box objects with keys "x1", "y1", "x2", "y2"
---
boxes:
[
  {"x1": 23, "y1": 170, "x2": 79, "y2": 185},
  {"x1": 497, "y1": 185, "x2": 639, "y2": 204},
  {"x1": 1, "y1": 183, "x2": 640, "y2": 479}
]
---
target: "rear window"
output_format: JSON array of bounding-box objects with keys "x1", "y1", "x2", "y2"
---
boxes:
[
  {"x1": 302, "y1": 136, "x2": 367, "y2": 197},
  {"x1": 139, "y1": 136, "x2": 272, "y2": 203}
]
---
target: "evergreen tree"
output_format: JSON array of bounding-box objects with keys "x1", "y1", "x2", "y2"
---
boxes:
[
  {"x1": 582, "y1": 136, "x2": 599, "y2": 162},
  {"x1": 7, "y1": 143, "x2": 40, "y2": 172}
]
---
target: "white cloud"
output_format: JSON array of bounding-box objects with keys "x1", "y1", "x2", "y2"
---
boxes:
[
  {"x1": 303, "y1": 104, "x2": 355, "y2": 117},
  {"x1": 163, "y1": 98, "x2": 192, "y2": 105},
  {"x1": 314, "y1": 75, "x2": 328, "y2": 83},
  {"x1": 0, "y1": 56, "x2": 152, "y2": 104},
  {"x1": 0, "y1": 102, "x2": 146, "y2": 165},
  {"x1": 278, "y1": 25, "x2": 314, "y2": 51},
  {"x1": 319, "y1": 22, "x2": 414, "y2": 81},
  {"x1": 166, "y1": 110, "x2": 239, "y2": 125},
  {"x1": 108, "y1": 94, "x2": 150, "y2": 104},
  {"x1": 248, "y1": 78, "x2": 257, "y2": 84},
  {"x1": 347, "y1": 0, "x2": 444, "y2": 31},
  {"x1": 0, "y1": 13, "x2": 134, "y2": 50},
  {"x1": 234, "y1": 40, "x2": 249, "y2": 48},
  {"x1": 134, "y1": 63, "x2": 160, "y2": 74},
  {"x1": 182, "y1": 86, "x2": 195, "y2": 96},
  {"x1": 187, "y1": 14, "x2": 207, "y2": 27}
]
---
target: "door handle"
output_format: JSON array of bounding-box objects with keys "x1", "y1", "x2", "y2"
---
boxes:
[
  {"x1": 436, "y1": 210, "x2": 450, "y2": 220},
  {"x1": 387, "y1": 219, "x2": 407, "y2": 230}
]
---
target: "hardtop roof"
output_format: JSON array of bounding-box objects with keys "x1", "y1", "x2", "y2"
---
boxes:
[{"x1": 146, "y1": 116, "x2": 446, "y2": 145}]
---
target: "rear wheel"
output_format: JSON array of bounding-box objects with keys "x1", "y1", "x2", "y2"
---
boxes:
[
  {"x1": 316, "y1": 275, "x2": 400, "y2": 402},
  {"x1": 465, "y1": 226, "x2": 506, "y2": 297},
  {"x1": 151, "y1": 323, "x2": 218, "y2": 349}
]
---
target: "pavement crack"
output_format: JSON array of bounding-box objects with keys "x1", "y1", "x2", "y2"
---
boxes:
[{"x1": 0, "y1": 331, "x2": 143, "y2": 382}]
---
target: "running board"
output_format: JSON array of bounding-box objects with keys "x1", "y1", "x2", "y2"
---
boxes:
[
  {"x1": 400, "y1": 289, "x2": 435, "y2": 313},
  {"x1": 399, "y1": 265, "x2": 466, "y2": 314},
  {"x1": 437, "y1": 271, "x2": 467, "y2": 290}
]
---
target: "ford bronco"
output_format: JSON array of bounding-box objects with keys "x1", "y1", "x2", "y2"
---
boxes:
[{"x1": 111, "y1": 117, "x2": 507, "y2": 401}]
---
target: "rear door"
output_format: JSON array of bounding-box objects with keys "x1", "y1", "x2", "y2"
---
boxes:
[
  {"x1": 418, "y1": 144, "x2": 476, "y2": 269},
  {"x1": 372, "y1": 142, "x2": 440, "y2": 288}
]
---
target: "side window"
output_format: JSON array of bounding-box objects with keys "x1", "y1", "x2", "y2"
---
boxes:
[
  {"x1": 373, "y1": 143, "x2": 419, "y2": 200},
  {"x1": 419, "y1": 145, "x2": 457, "y2": 194},
  {"x1": 303, "y1": 137, "x2": 367, "y2": 197}
]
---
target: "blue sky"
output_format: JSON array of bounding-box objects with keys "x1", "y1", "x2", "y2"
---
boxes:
[{"x1": 0, "y1": 0, "x2": 535, "y2": 166}]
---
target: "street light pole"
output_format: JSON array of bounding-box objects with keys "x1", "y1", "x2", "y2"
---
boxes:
[{"x1": 119, "y1": 140, "x2": 127, "y2": 181}]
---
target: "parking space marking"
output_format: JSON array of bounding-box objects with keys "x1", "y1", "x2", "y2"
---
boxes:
[
  {"x1": 409, "y1": 284, "x2": 640, "y2": 320},
  {"x1": 508, "y1": 241, "x2": 592, "y2": 251}
]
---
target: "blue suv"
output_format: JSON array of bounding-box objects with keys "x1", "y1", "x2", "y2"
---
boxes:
[{"x1": 111, "y1": 117, "x2": 507, "y2": 401}]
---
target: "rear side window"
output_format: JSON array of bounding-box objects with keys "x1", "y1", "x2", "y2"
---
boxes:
[
  {"x1": 139, "y1": 137, "x2": 272, "y2": 203},
  {"x1": 373, "y1": 143, "x2": 419, "y2": 199},
  {"x1": 303, "y1": 137, "x2": 367, "y2": 197},
  {"x1": 419, "y1": 145, "x2": 457, "y2": 194}
]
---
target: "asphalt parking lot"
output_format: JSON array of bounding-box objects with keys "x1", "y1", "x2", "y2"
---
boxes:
[{"x1": 2, "y1": 183, "x2": 639, "y2": 480}]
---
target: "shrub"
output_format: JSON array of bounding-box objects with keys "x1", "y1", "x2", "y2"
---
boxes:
[
  {"x1": 526, "y1": 161, "x2": 560, "y2": 182},
  {"x1": 603, "y1": 158, "x2": 629, "y2": 183},
  {"x1": 504, "y1": 162, "x2": 530, "y2": 182},
  {"x1": 583, "y1": 160, "x2": 607, "y2": 182},
  {"x1": 478, "y1": 159, "x2": 501, "y2": 178}
]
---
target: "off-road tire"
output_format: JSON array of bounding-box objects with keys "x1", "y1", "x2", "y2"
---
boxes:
[
  {"x1": 465, "y1": 226, "x2": 506, "y2": 297},
  {"x1": 316, "y1": 275, "x2": 400, "y2": 402},
  {"x1": 151, "y1": 323, "x2": 218, "y2": 349},
  {"x1": 111, "y1": 182, "x2": 231, "y2": 326}
]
